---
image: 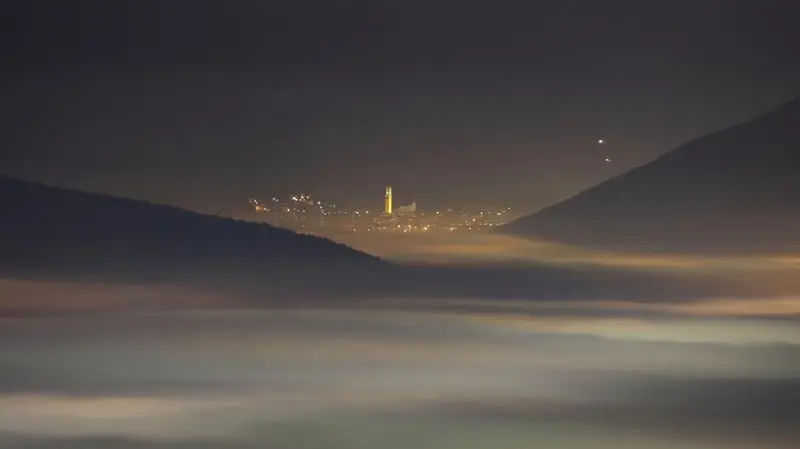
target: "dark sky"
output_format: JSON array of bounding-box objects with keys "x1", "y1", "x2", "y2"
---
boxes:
[{"x1": 3, "y1": 0, "x2": 799, "y2": 217}]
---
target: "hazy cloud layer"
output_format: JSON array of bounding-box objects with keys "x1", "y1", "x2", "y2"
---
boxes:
[{"x1": 1, "y1": 309, "x2": 799, "y2": 448}]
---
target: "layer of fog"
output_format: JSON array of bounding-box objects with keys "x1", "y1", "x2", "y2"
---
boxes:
[
  {"x1": 1, "y1": 308, "x2": 799, "y2": 449},
  {"x1": 329, "y1": 231, "x2": 800, "y2": 271}
]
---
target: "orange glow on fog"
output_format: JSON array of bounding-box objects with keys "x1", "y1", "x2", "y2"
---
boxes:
[{"x1": 328, "y1": 231, "x2": 800, "y2": 271}]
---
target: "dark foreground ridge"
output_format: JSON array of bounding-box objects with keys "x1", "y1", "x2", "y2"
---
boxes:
[
  {"x1": 0, "y1": 175, "x2": 389, "y2": 296},
  {"x1": 501, "y1": 96, "x2": 800, "y2": 254}
]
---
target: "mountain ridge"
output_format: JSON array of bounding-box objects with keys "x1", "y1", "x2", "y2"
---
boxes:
[
  {"x1": 500, "y1": 96, "x2": 800, "y2": 254},
  {"x1": 0, "y1": 174, "x2": 387, "y2": 292}
]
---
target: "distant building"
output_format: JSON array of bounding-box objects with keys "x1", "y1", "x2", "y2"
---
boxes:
[
  {"x1": 396, "y1": 201, "x2": 417, "y2": 216},
  {"x1": 384, "y1": 186, "x2": 393, "y2": 215}
]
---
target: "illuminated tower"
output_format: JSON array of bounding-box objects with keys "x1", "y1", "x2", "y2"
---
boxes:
[{"x1": 384, "y1": 186, "x2": 393, "y2": 215}]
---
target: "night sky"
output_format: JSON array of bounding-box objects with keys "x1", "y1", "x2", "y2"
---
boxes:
[{"x1": 3, "y1": 0, "x2": 799, "y2": 217}]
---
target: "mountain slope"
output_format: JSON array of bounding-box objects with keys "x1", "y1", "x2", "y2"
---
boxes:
[
  {"x1": 501, "y1": 97, "x2": 800, "y2": 254},
  {"x1": 0, "y1": 175, "x2": 386, "y2": 290}
]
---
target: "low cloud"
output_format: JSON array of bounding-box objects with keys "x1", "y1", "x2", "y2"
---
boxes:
[{"x1": 0, "y1": 309, "x2": 799, "y2": 448}]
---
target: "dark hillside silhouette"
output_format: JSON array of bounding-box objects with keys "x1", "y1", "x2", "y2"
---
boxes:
[
  {"x1": 0, "y1": 175, "x2": 388, "y2": 295},
  {"x1": 501, "y1": 97, "x2": 800, "y2": 254}
]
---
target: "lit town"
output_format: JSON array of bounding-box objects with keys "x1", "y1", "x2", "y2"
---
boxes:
[{"x1": 248, "y1": 186, "x2": 515, "y2": 234}]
